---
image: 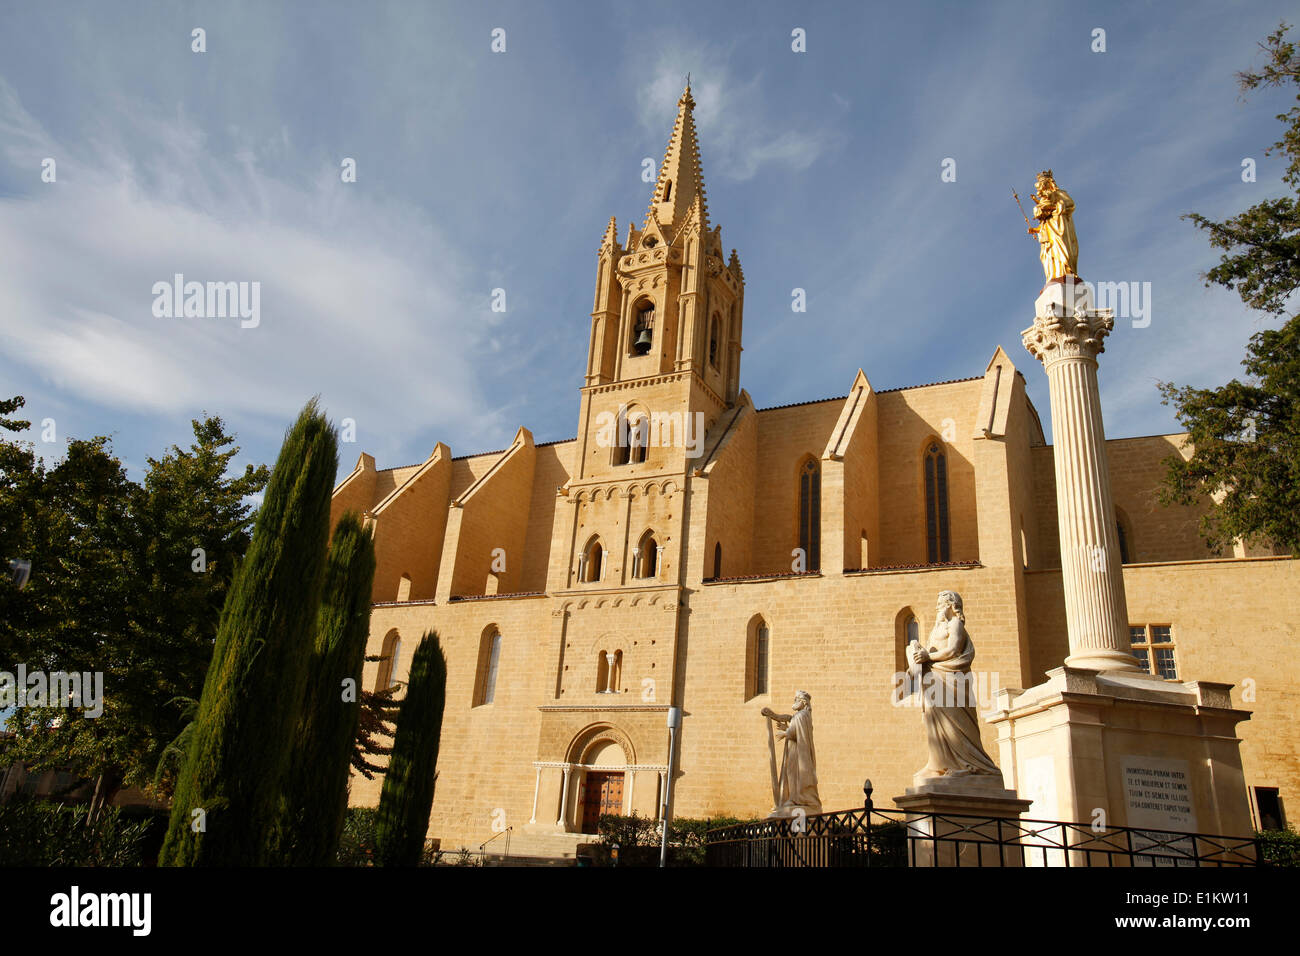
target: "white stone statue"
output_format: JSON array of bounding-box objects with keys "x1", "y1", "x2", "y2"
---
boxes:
[
  {"x1": 907, "y1": 591, "x2": 1003, "y2": 786},
  {"x1": 761, "y1": 690, "x2": 821, "y2": 817}
]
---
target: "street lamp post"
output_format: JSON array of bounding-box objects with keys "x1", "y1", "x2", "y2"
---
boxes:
[{"x1": 659, "y1": 705, "x2": 681, "y2": 868}]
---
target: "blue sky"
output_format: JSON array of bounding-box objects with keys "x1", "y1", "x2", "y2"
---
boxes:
[{"x1": 0, "y1": 0, "x2": 1295, "y2": 485}]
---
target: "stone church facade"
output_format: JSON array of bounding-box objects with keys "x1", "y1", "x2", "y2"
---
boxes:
[{"x1": 334, "y1": 85, "x2": 1297, "y2": 856}]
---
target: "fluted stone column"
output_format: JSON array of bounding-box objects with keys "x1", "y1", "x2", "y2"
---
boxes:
[{"x1": 1022, "y1": 285, "x2": 1141, "y2": 673}]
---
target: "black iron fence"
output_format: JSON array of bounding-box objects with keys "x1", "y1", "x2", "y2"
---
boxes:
[{"x1": 705, "y1": 805, "x2": 1262, "y2": 868}]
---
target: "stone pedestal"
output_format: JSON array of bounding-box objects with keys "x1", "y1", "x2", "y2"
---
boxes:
[
  {"x1": 988, "y1": 667, "x2": 1255, "y2": 846},
  {"x1": 892, "y1": 776, "x2": 1033, "y2": 867}
]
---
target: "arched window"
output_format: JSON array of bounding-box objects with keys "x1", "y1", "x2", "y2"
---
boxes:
[
  {"x1": 924, "y1": 442, "x2": 950, "y2": 563},
  {"x1": 612, "y1": 405, "x2": 648, "y2": 466},
  {"x1": 376, "y1": 630, "x2": 402, "y2": 692},
  {"x1": 579, "y1": 537, "x2": 605, "y2": 583},
  {"x1": 897, "y1": 611, "x2": 921, "y2": 696},
  {"x1": 894, "y1": 613, "x2": 925, "y2": 697},
  {"x1": 746, "y1": 616, "x2": 770, "y2": 700},
  {"x1": 708, "y1": 314, "x2": 721, "y2": 367},
  {"x1": 596, "y1": 649, "x2": 609, "y2": 693},
  {"x1": 663, "y1": 180, "x2": 673, "y2": 202},
  {"x1": 629, "y1": 414, "x2": 649, "y2": 464},
  {"x1": 799, "y1": 458, "x2": 821, "y2": 571},
  {"x1": 1115, "y1": 508, "x2": 1133, "y2": 564},
  {"x1": 475, "y1": 627, "x2": 502, "y2": 706},
  {"x1": 633, "y1": 531, "x2": 660, "y2": 579},
  {"x1": 631, "y1": 300, "x2": 655, "y2": 356},
  {"x1": 725, "y1": 311, "x2": 737, "y2": 383},
  {"x1": 612, "y1": 406, "x2": 631, "y2": 466},
  {"x1": 713, "y1": 542, "x2": 723, "y2": 580}
]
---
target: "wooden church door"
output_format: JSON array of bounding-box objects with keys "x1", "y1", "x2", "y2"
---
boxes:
[{"x1": 580, "y1": 771, "x2": 624, "y2": 833}]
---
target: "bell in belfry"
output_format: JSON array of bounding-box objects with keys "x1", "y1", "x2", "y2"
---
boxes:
[{"x1": 633, "y1": 324, "x2": 653, "y2": 355}]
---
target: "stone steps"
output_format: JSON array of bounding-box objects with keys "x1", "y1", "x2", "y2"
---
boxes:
[
  {"x1": 483, "y1": 854, "x2": 575, "y2": 867},
  {"x1": 476, "y1": 829, "x2": 595, "y2": 862}
]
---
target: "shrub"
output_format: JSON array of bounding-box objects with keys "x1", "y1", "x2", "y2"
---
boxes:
[
  {"x1": 435, "y1": 846, "x2": 480, "y2": 867},
  {"x1": 337, "y1": 807, "x2": 443, "y2": 866},
  {"x1": 0, "y1": 798, "x2": 150, "y2": 866},
  {"x1": 594, "y1": 812, "x2": 763, "y2": 866},
  {"x1": 1258, "y1": 827, "x2": 1300, "y2": 867},
  {"x1": 336, "y1": 806, "x2": 379, "y2": 866}
]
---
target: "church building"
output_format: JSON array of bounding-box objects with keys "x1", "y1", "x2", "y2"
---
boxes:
[{"x1": 333, "y1": 84, "x2": 1297, "y2": 857}]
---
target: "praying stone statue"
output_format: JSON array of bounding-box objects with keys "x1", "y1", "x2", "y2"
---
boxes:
[
  {"x1": 907, "y1": 591, "x2": 1003, "y2": 786},
  {"x1": 761, "y1": 690, "x2": 821, "y2": 818},
  {"x1": 1027, "y1": 170, "x2": 1079, "y2": 283}
]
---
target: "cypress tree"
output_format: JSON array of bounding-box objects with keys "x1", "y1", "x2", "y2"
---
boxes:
[
  {"x1": 159, "y1": 399, "x2": 338, "y2": 866},
  {"x1": 375, "y1": 631, "x2": 447, "y2": 866},
  {"x1": 272, "y1": 511, "x2": 376, "y2": 865}
]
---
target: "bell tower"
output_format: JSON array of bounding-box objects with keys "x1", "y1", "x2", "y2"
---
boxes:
[
  {"x1": 584, "y1": 82, "x2": 745, "y2": 404},
  {"x1": 565, "y1": 81, "x2": 747, "y2": 595},
  {"x1": 561, "y1": 78, "x2": 749, "y2": 606}
]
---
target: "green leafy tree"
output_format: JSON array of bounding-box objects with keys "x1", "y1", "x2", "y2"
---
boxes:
[
  {"x1": 0, "y1": 425, "x2": 139, "y2": 808},
  {"x1": 272, "y1": 511, "x2": 376, "y2": 865},
  {"x1": 1163, "y1": 23, "x2": 1300, "y2": 553},
  {"x1": 159, "y1": 399, "x2": 337, "y2": 866},
  {"x1": 374, "y1": 631, "x2": 447, "y2": 867},
  {"x1": 0, "y1": 404, "x2": 268, "y2": 813},
  {"x1": 0, "y1": 396, "x2": 36, "y2": 585},
  {"x1": 129, "y1": 415, "x2": 269, "y2": 797}
]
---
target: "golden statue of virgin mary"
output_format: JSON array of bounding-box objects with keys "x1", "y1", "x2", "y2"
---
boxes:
[{"x1": 1028, "y1": 170, "x2": 1079, "y2": 282}]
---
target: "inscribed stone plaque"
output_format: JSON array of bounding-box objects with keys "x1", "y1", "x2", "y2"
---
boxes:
[{"x1": 1121, "y1": 756, "x2": 1197, "y2": 832}]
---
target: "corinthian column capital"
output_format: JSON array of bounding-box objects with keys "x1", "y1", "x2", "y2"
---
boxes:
[{"x1": 1021, "y1": 306, "x2": 1114, "y2": 368}]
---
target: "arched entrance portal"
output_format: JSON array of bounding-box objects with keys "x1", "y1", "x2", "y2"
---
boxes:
[
  {"x1": 531, "y1": 722, "x2": 666, "y2": 836},
  {"x1": 554, "y1": 723, "x2": 637, "y2": 835},
  {"x1": 579, "y1": 739, "x2": 626, "y2": 834}
]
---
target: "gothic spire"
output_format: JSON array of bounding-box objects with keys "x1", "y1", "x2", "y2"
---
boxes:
[{"x1": 645, "y1": 80, "x2": 708, "y2": 235}]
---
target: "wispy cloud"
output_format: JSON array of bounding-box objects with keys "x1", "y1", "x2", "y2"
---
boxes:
[{"x1": 0, "y1": 79, "x2": 508, "y2": 467}]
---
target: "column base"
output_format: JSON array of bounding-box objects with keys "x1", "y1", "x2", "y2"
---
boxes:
[{"x1": 1064, "y1": 647, "x2": 1146, "y2": 674}]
